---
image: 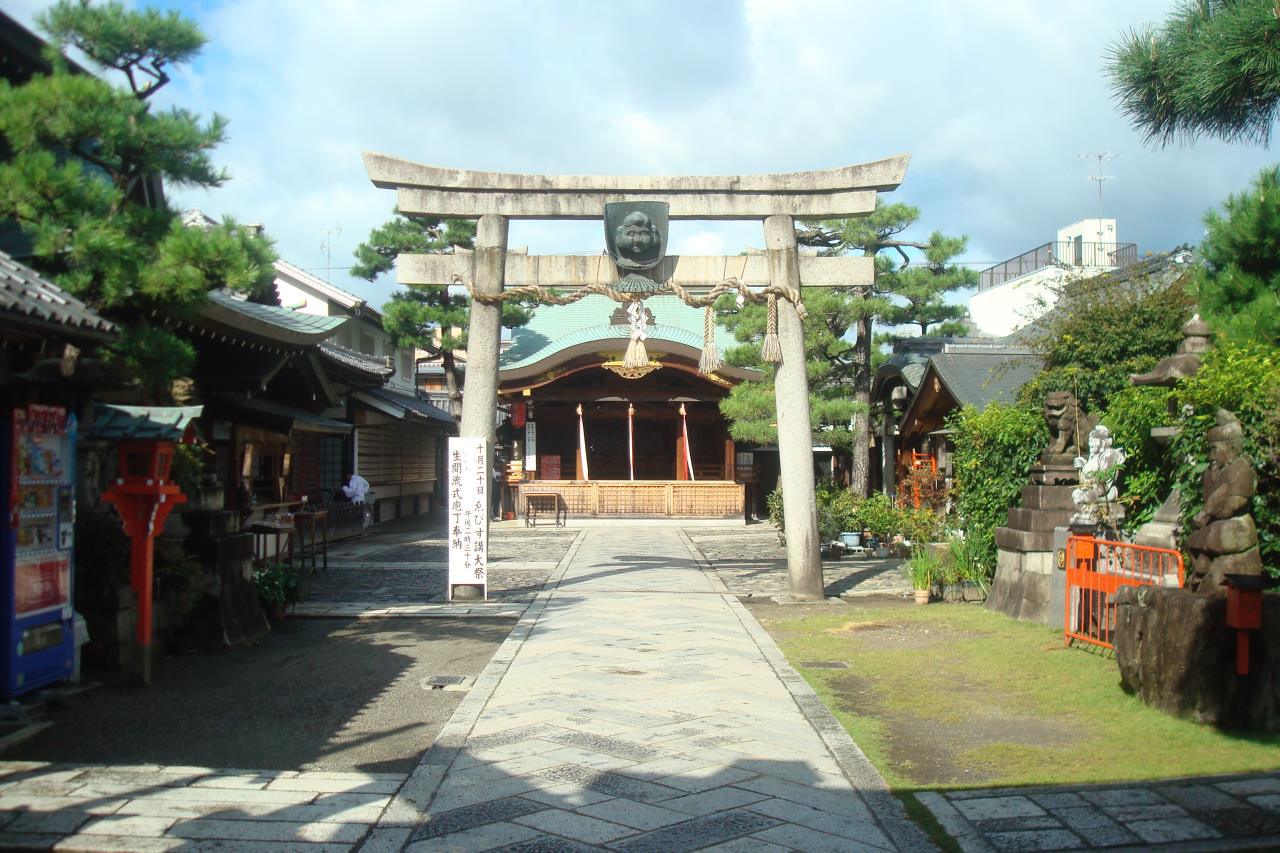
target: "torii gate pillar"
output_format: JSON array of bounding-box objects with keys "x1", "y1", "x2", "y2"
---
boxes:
[
  {"x1": 765, "y1": 215, "x2": 823, "y2": 598},
  {"x1": 364, "y1": 154, "x2": 909, "y2": 599}
]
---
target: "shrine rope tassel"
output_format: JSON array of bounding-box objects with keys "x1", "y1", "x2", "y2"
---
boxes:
[
  {"x1": 699, "y1": 304, "x2": 722, "y2": 376},
  {"x1": 623, "y1": 300, "x2": 649, "y2": 369},
  {"x1": 759, "y1": 293, "x2": 782, "y2": 363}
]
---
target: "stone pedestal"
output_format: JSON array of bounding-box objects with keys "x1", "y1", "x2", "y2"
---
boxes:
[
  {"x1": 1133, "y1": 489, "x2": 1181, "y2": 551},
  {"x1": 988, "y1": 454, "x2": 1078, "y2": 627},
  {"x1": 1115, "y1": 585, "x2": 1280, "y2": 732}
]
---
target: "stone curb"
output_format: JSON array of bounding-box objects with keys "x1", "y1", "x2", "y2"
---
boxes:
[
  {"x1": 358, "y1": 529, "x2": 587, "y2": 852},
  {"x1": 678, "y1": 529, "x2": 938, "y2": 853}
]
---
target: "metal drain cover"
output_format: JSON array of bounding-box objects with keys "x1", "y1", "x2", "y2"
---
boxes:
[{"x1": 421, "y1": 675, "x2": 471, "y2": 691}]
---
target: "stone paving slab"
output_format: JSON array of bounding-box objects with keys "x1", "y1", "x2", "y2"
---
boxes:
[
  {"x1": 374, "y1": 525, "x2": 930, "y2": 852},
  {"x1": 684, "y1": 526, "x2": 911, "y2": 599},
  {"x1": 297, "y1": 526, "x2": 577, "y2": 617},
  {"x1": 918, "y1": 773, "x2": 1280, "y2": 852}
]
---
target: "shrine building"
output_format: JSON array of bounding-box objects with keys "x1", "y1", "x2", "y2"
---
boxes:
[{"x1": 498, "y1": 294, "x2": 758, "y2": 520}]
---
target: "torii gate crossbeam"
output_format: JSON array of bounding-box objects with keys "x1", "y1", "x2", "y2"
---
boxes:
[{"x1": 364, "y1": 154, "x2": 909, "y2": 599}]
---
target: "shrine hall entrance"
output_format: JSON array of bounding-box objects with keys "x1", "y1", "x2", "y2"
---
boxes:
[{"x1": 503, "y1": 363, "x2": 746, "y2": 519}]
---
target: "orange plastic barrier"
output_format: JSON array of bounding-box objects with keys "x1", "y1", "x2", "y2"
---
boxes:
[{"x1": 1064, "y1": 535, "x2": 1184, "y2": 651}]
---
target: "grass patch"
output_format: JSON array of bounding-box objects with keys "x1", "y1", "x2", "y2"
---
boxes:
[{"x1": 751, "y1": 598, "x2": 1280, "y2": 791}]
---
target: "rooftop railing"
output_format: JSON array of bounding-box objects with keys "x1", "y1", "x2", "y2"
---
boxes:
[{"x1": 978, "y1": 240, "x2": 1138, "y2": 291}]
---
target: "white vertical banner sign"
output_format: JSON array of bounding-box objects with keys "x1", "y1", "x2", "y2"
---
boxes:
[
  {"x1": 524, "y1": 421, "x2": 537, "y2": 475},
  {"x1": 447, "y1": 436, "x2": 488, "y2": 600}
]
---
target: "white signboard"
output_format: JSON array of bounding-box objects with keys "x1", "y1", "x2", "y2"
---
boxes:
[
  {"x1": 524, "y1": 421, "x2": 537, "y2": 474},
  {"x1": 447, "y1": 437, "x2": 488, "y2": 599}
]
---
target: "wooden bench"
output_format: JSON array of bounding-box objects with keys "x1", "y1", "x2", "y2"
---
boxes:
[{"x1": 524, "y1": 492, "x2": 566, "y2": 528}]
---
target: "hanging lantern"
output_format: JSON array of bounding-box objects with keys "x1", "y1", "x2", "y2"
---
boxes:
[{"x1": 511, "y1": 402, "x2": 527, "y2": 429}]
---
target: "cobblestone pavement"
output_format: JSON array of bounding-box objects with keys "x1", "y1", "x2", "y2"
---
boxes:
[
  {"x1": 295, "y1": 520, "x2": 578, "y2": 618},
  {"x1": 684, "y1": 525, "x2": 912, "y2": 599},
  {"x1": 919, "y1": 775, "x2": 1280, "y2": 852},
  {"x1": 364, "y1": 525, "x2": 932, "y2": 852}
]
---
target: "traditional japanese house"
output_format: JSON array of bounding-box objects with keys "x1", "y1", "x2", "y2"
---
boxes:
[
  {"x1": 186, "y1": 290, "x2": 352, "y2": 517},
  {"x1": 274, "y1": 259, "x2": 455, "y2": 521},
  {"x1": 499, "y1": 295, "x2": 758, "y2": 519},
  {"x1": 870, "y1": 336, "x2": 1039, "y2": 501}
]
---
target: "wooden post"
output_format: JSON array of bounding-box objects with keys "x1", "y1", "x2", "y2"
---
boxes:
[
  {"x1": 764, "y1": 214, "x2": 824, "y2": 600},
  {"x1": 675, "y1": 432, "x2": 687, "y2": 481}
]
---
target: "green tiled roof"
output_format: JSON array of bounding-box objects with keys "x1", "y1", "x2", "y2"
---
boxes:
[
  {"x1": 501, "y1": 295, "x2": 738, "y2": 369},
  {"x1": 202, "y1": 290, "x2": 346, "y2": 345},
  {"x1": 89, "y1": 404, "x2": 203, "y2": 441}
]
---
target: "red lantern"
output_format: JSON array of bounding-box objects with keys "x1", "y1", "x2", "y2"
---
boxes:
[{"x1": 512, "y1": 402, "x2": 527, "y2": 429}]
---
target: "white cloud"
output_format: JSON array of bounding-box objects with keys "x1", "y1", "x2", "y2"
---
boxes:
[{"x1": 10, "y1": 0, "x2": 1277, "y2": 308}]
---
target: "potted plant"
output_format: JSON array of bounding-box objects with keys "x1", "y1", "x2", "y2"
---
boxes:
[
  {"x1": 253, "y1": 562, "x2": 302, "y2": 621},
  {"x1": 947, "y1": 531, "x2": 993, "y2": 602},
  {"x1": 906, "y1": 547, "x2": 939, "y2": 605},
  {"x1": 858, "y1": 493, "x2": 898, "y2": 558}
]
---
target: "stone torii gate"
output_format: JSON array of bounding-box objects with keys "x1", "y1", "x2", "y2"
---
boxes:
[{"x1": 363, "y1": 155, "x2": 909, "y2": 599}]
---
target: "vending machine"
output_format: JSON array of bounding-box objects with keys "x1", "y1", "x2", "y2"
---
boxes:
[{"x1": 0, "y1": 404, "x2": 76, "y2": 697}]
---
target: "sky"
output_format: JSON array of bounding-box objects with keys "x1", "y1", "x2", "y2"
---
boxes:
[{"x1": 7, "y1": 0, "x2": 1278, "y2": 312}]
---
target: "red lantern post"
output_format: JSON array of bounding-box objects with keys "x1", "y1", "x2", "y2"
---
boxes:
[{"x1": 101, "y1": 440, "x2": 186, "y2": 685}]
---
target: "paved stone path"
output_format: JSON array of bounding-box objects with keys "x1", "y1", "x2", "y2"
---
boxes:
[
  {"x1": 685, "y1": 526, "x2": 912, "y2": 599},
  {"x1": 294, "y1": 526, "x2": 576, "y2": 619},
  {"x1": 918, "y1": 775, "x2": 1280, "y2": 852},
  {"x1": 366, "y1": 526, "x2": 929, "y2": 852}
]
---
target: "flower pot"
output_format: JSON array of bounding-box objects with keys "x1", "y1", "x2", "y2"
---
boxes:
[
  {"x1": 267, "y1": 602, "x2": 287, "y2": 622},
  {"x1": 874, "y1": 547, "x2": 890, "y2": 558},
  {"x1": 913, "y1": 588, "x2": 931, "y2": 605}
]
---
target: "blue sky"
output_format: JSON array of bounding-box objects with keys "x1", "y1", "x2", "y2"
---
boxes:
[{"x1": 8, "y1": 0, "x2": 1278, "y2": 312}]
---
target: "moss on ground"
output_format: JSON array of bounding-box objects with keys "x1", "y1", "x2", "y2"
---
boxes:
[{"x1": 749, "y1": 598, "x2": 1280, "y2": 791}]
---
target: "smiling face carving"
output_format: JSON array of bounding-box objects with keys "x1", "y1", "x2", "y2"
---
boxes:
[
  {"x1": 615, "y1": 211, "x2": 658, "y2": 262},
  {"x1": 605, "y1": 202, "x2": 668, "y2": 271}
]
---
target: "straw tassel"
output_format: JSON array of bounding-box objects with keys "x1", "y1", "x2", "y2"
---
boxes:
[
  {"x1": 760, "y1": 293, "x2": 782, "y2": 363},
  {"x1": 623, "y1": 300, "x2": 649, "y2": 369},
  {"x1": 698, "y1": 305, "x2": 722, "y2": 375}
]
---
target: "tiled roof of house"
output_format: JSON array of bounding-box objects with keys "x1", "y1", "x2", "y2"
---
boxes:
[
  {"x1": 926, "y1": 351, "x2": 1041, "y2": 411},
  {"x1": 317, "y1": 341, "x2": 393, "y2": 380},
  {"x1": 0, "y1": 250, "x2": 115, "y2": 341},
  {"x1": 354, "y1": 386, "x2": 454, "y2": 426}
]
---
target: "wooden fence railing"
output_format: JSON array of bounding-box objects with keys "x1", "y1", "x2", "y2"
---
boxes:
[{"x1": 517, "y1": 480, "x2": 743, "y2": 519}]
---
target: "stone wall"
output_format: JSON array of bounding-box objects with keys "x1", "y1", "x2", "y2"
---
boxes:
[
  {"x1": 987, "y1": 547, "x2": 1067, "y2": 630},
  {"x1": 1114, "y1": 585, "x2": 1280, "y2": 732}
]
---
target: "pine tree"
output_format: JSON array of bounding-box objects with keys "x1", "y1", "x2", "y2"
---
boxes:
[
  {"x1": 1107, "y1": 0, "x2": 1280, "y2": 146},
  {"x1": 717, "y1": 288, "x2": 876, "y2": 473},
  {"x1": 792, "y1": 202, "x2": 975, "y2": 495},
  {"x1": 352, "y1": 211, "x2": 532, "y2": 417},
  {"x1": 1195, "y1": 165, "x2": 1280, "y2": 345},
  {"x1": 0, "y1": 0, "x2": 276, "y2": 397}
]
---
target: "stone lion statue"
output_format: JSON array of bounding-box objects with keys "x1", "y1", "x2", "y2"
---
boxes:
[{"x1": 1044, "y1": 391, "x2": 1096, "y2": 458}]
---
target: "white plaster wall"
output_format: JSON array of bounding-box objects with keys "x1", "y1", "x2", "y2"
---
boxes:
[
  {"x1": 1057, "y1": 218, "x2": 1117, "y2": 249},
  {"x1": 275, "y1": 280, "x2": 332, "y2": 316},
  {"x1": 968, "y1": 266, "x2": 1065, "y2": 337}
]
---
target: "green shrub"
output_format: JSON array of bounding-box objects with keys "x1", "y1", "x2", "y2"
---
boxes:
[
  {"x1": 947, "y1": 401, "x2": 1048, "y2": 575},
  {"x1": 253, "y1": 563, "x2": 302, "y2": 610},
  {"x1": 1100, "y1": 384, "x2": 1177, "y2": 529},
  {"x1": 858, "y1": 492, "x2": 899, "y2": 541},
  {"x1": 1170, "y1": 343, "x2": 1280, "y2": 576}
]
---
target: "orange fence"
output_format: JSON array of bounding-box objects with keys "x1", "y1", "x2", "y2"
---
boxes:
[{"x1": 1064, "y1": 534, "x2": 1184, "y2": 651}]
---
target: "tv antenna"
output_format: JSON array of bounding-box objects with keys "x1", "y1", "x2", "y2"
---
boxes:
[
  {"x1": 1080, "y1": 152, "x2": 1117, "y2": 237},
  {"x1": 319, "y1": 224, "x2": 342, "y2": 282}
]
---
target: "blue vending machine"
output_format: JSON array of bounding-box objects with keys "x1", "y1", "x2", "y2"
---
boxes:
[{"x1": 0, "y1": 404, "x2": 76, "y2": 697}]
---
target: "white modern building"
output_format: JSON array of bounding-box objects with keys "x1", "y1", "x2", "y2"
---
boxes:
[{"x1": 969, "y1": 219, "x2": 1136, "y2": 337}]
